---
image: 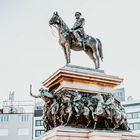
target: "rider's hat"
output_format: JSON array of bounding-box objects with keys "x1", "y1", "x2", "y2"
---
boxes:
[{"x1": 75, "y1": 12, "x2": 82, "y2": 16}]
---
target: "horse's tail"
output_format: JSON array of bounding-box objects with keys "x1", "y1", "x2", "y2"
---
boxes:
[{"x1": 96, "y1": 38, "x2": 103, "y2": 61}]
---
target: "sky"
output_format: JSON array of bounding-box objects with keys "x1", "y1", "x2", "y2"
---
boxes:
[{"x1": 0, "y1": 0, "x2": 140, "y2": 104}]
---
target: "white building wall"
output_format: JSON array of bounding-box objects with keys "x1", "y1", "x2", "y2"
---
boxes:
[
  {"x1": 122, "y1": 100, "x2": 140, "y2": 133},
  {"x1": 0, "y1": 113, "x2": 33, "y2": 140}
]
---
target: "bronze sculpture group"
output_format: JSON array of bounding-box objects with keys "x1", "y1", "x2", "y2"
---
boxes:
[
  {"x1": 29, "y1": 12, "x2": 130, "y2": 132},
  {"x1": 49, "y1": 12, "x2": 103, "y2": 69},
  {"x1": 30, "y1": 84, "x2": 130, "y2": 132}
]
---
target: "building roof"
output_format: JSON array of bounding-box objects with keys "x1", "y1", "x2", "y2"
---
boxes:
[{"x1": 122, "y1": 99, "x2": 140, "y2": 106}]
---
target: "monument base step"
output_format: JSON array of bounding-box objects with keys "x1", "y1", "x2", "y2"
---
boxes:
[{"x1": 37, "y1": 126, "x2": 140, "y2": 140}]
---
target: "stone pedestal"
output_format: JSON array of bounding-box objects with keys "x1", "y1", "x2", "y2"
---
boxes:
[
  {"x1": 43, "y1": 64, "x2": 123, "y2": 94},
  {"x1": 39, "y1": 65, "x2": 134, "y2": 139},
  {"x1": 36, "y1": 126, "x2": 140, "y2": 140}
]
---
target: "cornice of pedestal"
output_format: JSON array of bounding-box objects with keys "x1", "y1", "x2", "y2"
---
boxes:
[{"x1": 43, "y1": 64, "x2": 123, "y2": 93}]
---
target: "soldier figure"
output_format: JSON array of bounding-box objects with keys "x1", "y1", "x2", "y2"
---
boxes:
[
  {"x1": 71, "y1": 12, "x2": 85, "y2": 48},
  {"x1": 30, "y1": 85, "x2": 53, "y2": 101},
  {"x1": 93, "y1": 94, "x2": 105, "y2": 115},
  {"x1": 73, "y1": 91, "x2": 84, "y2": 117},
  {"x1": 104, "y1": 93, "x2": 116, "y2": 120}
]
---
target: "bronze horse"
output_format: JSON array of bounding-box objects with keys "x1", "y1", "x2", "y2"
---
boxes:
[
  {"x1": 92, "y1": 102, "x2": 130, "y2": 131},
  {"x1": 49, "y1": 12, "x2": 103, "y2": 69}
]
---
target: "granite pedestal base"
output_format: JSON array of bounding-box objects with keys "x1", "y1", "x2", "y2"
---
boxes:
[{"x1": 37, "y1": 126, "x2": 140, "y2": 140}]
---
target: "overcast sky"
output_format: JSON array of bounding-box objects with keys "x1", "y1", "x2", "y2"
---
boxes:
[{"x1": 0, "y1": 0, "x2": 140, "y2": 104}]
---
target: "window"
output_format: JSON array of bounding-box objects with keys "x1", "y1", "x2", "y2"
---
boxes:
[
  {"x1": 133, "y1": 123, "x2": 139, "y2": 130},
  {"x1": 1, "y1": 116, "x2": 3, "y2": 122},
  {"x1": 127, "y1": 112, "x2": 140, "y2": 119},
  {"x1": 133, "y1": 113, "x2": 138, "y2": 119},
  {"x1": 0, "y1": 115, "x2": 9, "y2": 122},
  {"x1": 129, "y1": 124, "x2": 133, "y2": 130},
  {"x1": 35, "y1": 130, "x2": 45, "y2": 137},
  {"x1": 18, "y1": 128, "x2": 29, "y2": 135},
  {"x1": 36, "y1": 106, "x2": 43, "y2": 110},
  {"x1": 0, "y1": 129, "x2": 8, "y2": 136},
  {"x1": 35, "y1": 120, "x2": 43, "y2": 126},
  {"x1": 117, "y1": 92, "x2": 122, "y2": 97},
  {"x1": 129, "y1": 122, "x2": 140, "y2": 130},
  {"x1": 127, "y1": 113, "x2": 132, "y2": 119},
  {"x1": 138, "y1": 112, "x2": 140, "y2": 118},
  {"x1": 19, "y1": 115, "x2": 29, "y2": 122}
]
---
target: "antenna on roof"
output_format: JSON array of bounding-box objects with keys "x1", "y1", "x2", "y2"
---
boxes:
[{"x1": 9, "y1": 91, "x2": 15, "y2": 113}]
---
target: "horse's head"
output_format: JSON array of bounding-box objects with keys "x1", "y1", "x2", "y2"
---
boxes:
[{"x1": 49, "y1": 12, "x2": 61, "y2": 26}]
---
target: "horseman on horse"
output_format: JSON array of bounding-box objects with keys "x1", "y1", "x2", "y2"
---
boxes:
[
  {"x1": 70, "y1": 12, "x2": 86, "y2": 50},
  {"x1": 92, "y1": 93, "x2": 130, "y2": 131},
  {"x1": 49, "y1": 12, "x2": 103, "y2": 69}
]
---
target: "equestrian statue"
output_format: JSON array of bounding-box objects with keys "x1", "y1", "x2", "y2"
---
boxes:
[{"x1": 49, "y1": 12, "x2": 103, "y2": 69}]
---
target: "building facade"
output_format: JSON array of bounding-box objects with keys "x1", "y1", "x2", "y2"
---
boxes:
[
  {"x1": 0, "y1": 95, "x2": 34, "y2": 140},
  {"x1": 0, "y1": 95, "x2": 45, "y2": 140},
  {"x1": 122, "y1": 99, "x2": 140, "y2": 133},
  {"x1": 0, "y1": 113, "x2": 33, "y2": 140},
  {"x1": 33, "y1": 102, "x2": 45, "y2": 139},
  {"x1": 113, "y1": 88, "x2": 125, "y2": 102}
]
